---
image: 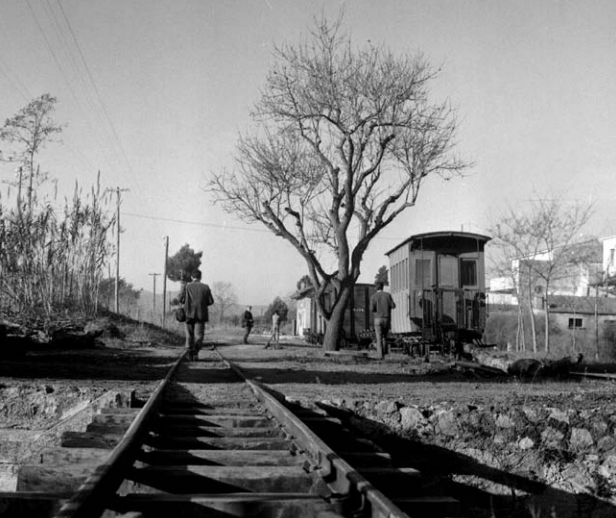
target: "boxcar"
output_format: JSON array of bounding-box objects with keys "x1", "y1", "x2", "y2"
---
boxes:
[
  {"x1": 296, "y1": 283, "x2": 376, "y2": 346},
  {"x1": 386, "y1": 231, "x2": 491, "y2": 351}
]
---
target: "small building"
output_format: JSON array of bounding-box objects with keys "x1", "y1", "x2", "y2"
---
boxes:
[{"x1": 545, "y1": 295, "x2": 616, "y2": 357}]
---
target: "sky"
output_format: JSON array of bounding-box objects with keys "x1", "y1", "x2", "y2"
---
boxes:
[{"x1": 1, "y1": 0, "x2": 615, "y2": 306}]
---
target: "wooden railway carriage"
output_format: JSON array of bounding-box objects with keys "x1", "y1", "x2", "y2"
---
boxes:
[{"x1": 386, "y1": 231, "x2": 491, "y2": 353}]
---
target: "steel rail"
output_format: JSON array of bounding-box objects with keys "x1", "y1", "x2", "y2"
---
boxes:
[
  {"x1": 51, "y1": 349, "x2": 189, "y2": 518},
  {"x1": 220, "y1": 353, "x2": 410, "y2": 518}
]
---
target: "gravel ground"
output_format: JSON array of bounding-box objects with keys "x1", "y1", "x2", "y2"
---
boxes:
[
  {"x1": 3, "y1": 324, "x2": 616, "y2": 517},
  {"x1": 2, "y1": 327, "x2": 615, "y2": 427}
]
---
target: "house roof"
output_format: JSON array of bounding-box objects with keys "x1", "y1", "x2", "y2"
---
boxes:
[
  {"x1": 548, "y1": 294, "x2": 616, "y2": 315},
  {"x1": 386, "y1": 230, "x2": 491, "y2": 256}
]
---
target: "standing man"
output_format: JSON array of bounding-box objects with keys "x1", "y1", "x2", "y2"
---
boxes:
[
  {"x1": 265, "y1": 310, "x2": 280, "y2": 349},
  {"x1": 370, "y1": 282, "x2": 396, "y2": 360},
  {"x1": 242, "y1": 306, "x2": 254, "y2": 344},
  {"x1": 180, "y1": 269, "x2": 214, "y2": 361}
]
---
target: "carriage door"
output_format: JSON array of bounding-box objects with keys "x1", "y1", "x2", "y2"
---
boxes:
[
  {"x1": 437, "y1": 255, "x2": 458, "y2": 324},
  {"x1": 460, "y1": 258, "x2": 479, "y2": 329}
]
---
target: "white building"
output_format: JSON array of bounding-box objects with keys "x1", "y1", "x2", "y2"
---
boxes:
[{"x1": 601, "y1": 236, "x2": 616, "y2": 278}]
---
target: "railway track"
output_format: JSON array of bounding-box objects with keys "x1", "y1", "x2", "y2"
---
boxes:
[{"x1": 2, "y1": 347, "x2": 466, "y2": 518}]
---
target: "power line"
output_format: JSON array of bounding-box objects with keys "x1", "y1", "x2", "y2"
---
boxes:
[
  {"x1": 21, "y1": 0, "x2": 141, "y2": 196},
  {"x1": 121, "y1": 211, "x2": 415, "y2": 242},
  {"x1": 122, "y1": 211, "x2": 271, "y2": 233},
  {"x1": 55, "y1": 0, "x2": 135, "y2": 178},
  {"x1": 23, "y1": 0, "x2": 120, "y2": 175}
]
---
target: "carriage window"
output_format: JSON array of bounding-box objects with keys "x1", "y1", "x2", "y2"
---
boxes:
[
  {"x1": 415, "y1": 259, "x2": 431, "y2": 287},
  {"x1": 460, "y1": 259, "x2": 477, "y2": 286}
]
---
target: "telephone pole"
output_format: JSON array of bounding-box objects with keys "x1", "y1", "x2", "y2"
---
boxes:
[
  {"x1": 162, "y1": 236, "x2": 169, "y2": 325},
  {"x1": 149, "y1": 273, "x2": 160, "y2": 315},
  {"x1": 112, "y1": 186, "x2": 129, "y2": 313}
]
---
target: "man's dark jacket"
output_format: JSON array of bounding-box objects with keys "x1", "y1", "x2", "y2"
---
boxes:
[{"x1": 182, "y1": 281, "x2": 214, "y2": 322}]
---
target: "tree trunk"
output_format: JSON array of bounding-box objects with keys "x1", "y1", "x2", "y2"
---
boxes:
[
  {"x1": 544, "y1": 294, "x2": 550, "y2": 354},
  {"x1": 515, "y1": 293, "x2": 524, "y2": 351},
  {"x1": 528, "y1": 297, "x2": 537, "y2": 354},
  {"x1": 527, "y1": 265, "x2": 537, "y2": 353},
  {"x1": 322, "y1": 284, "x2": 353, "y2": 352}
]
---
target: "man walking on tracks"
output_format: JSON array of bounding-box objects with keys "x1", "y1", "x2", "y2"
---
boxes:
[
  {"x1": 370, "y1": 282, "x2": 396, "y2": 360},
  {"x1": 180, "y1": 269, "x2": 214, "y2": 360}
]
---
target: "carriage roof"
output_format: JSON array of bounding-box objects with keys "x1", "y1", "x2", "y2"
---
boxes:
[{"x1": 385, "y1": 231, "x2": 491, "y2": 256}]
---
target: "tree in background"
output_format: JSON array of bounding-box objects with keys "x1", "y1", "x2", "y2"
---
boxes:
[
  {"x1": 490, "y1": 196, "x2": 594, "y2": 354},
  {"x1": 264, "y1": 297, "x2": 289, "y2": 326},
  {"x1": 210, "y1": 16, "x2": 466, "y2": 351},
  {"x1": 98, "y1": 277, "x2": 140, "y2": 313},
  {"x1": 0, "y1": 94, "x2": 64, "y2": 214},
  {"x1": 166, "y1": 244, "x2": 202, "y2": 282},
  {"x1": 374, "y1": 266, "x2": 389, "y2": 287},
  {"x1": 296, "y1": 274, "x2": 313, "y2": 291},
  {"x1": 210, "y1": 281, "x2": 238, "y2": 324}
]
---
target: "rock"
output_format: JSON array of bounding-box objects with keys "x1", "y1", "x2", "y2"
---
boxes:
[
  {"x1": 518, "y1": 437, "x2": 535, "y2": 450},
  {"x1": 548, "y1": 408, "x2": 569, "y2": 425},
  {"x1": 597, "y1": 435, "x2": 616, "y2": 453},
  {"x1": 495, "y1": 414, "x2": 515, "y2": 429},
  {"x1": 592, "y1": 420, "x2": 609, "y2": 435},
  {"x1": 522, "y1": 406, "x2": 540, "y2": 423},
  {"x1": 541, "y1": 427, "x2": 565, "y2": 447},
  {"x1": 434, "y1": 410, "x2": 458, "y2": 437},
  {"x1": 374, "y1": 400, "x2": 399, "y2": 416},
  {"x1": 559, "y1": 464, "x2": 596, "y2": 493},
  {"x1": 569, "y1": 428, "x2": 594, "y2": 450},
  {"x1": 399, "y1": 407, "x2": 427, "y2": 430},
  {"x1": 599, "y1": 455, "x2": 616, "y2": 478}
]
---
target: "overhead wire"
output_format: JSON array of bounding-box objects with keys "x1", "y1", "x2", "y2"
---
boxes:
[
  {"x1": 121, "y1": 210, "x2": 412, "y2": 241},
  {"x1": 54, "y1": 0, "x2": 136, "y2": 179},
  {"x1": 19, "y1": 0, "x2": 144, "y2": 204},
  {"x1": 22, "y1": 0, "x2": 119, "y2": 175},
  {"x1": 50, "y1": 0, "x2": 151, "y2": 213}
]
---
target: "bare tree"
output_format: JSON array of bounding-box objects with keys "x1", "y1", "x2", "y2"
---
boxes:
[
  {"x1": 490, "y1": 197, "x2": 594, "y2": 354},
  {"x1": 211, "y1": 281, "x2": 238, "y2": 325},
  {"x1": 209, "y1": 16, "x2": 467, "y2": 350}
]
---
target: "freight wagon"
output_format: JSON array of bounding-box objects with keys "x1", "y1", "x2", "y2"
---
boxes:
[{"x1": 295, "y1": 283, "x2": 376, "y2": 346}]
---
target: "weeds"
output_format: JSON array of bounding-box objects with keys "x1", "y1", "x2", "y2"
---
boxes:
[{"x1": 0, "y1": 96, "x2": 116, "y2": 326}]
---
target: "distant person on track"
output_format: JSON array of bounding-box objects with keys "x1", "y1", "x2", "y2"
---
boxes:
[
  {"x1": 180, "y1": 269, "x2": 214, "y2": 361},
  {"x1": 265, "y1": 310, "x2": 280, "y2": 349},
  {"x1": 370, "y1": 282, "x2": 396, "y2": 360},
  {"x1": 242, "y1": 305, "x2": 254, "y2": 344}
]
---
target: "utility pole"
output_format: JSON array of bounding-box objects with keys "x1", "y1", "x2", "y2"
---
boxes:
[
  {"x1": 113, "y1": 186, "x2": 129, "y2": 313},
  {"x1": 162, "y1": 236, "x2": 169, "y2": 326},
  {"x1": 148, "y1": 273, "x2": 160, "y2": 315}
]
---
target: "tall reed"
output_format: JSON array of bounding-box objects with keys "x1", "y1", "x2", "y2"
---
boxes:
[{"x1": 0, "y1": 172, "x2": 115, "y2": 326}]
